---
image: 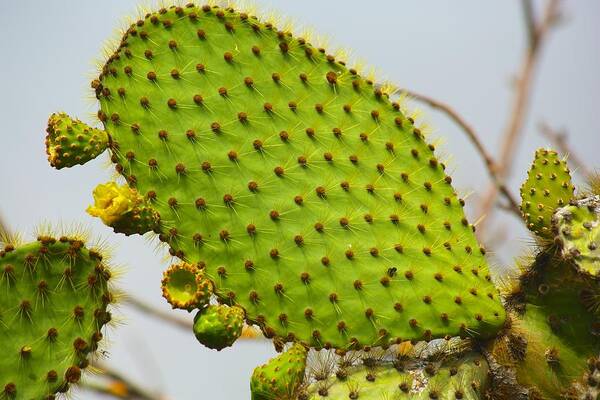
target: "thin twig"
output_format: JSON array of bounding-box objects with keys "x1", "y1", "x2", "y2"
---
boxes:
[
  {"x1": 124, "y1": 295, "x2": 191, "y2": 331},
  {"x1": 477, "y1": 0, "x2": 561, "y2": 231},
  {"x1": 539, "y1": 122, "x2": 590, "y2": 177},
  {"x1": 123, "y1": 294, "x2": 261, "y2": 338},
  {"x1": 401, "y1": 89, "x2": 522, "y2": 217},
  {"x1": 522, "y1": 0, "x2": 538, "y2": 48},
  {"x1": 83, "y1": 361, "x2": 167, "y2": 400}
]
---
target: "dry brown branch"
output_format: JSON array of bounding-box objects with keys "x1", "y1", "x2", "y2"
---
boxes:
[
  {"x1": 123, "y1": 294, "x2": 261, "y2": 338},
  {"x1": 477, "y1": 0, "x2": 561, "y2": 232},
  {"x1": 540, "y1": 122, "x2": 590, "y2": 177},
  {"x1": 83, "y1": 361, "x2": 167, "y2": 400},
  {"x1": 124, "y1": 295, "x2": 191, "y2": 331},
  {"x1": 522, "y1": 0, "x2": 538, "y2": 48},
  {"x1": 401, "y1": 89, "x2": 521, "y2": 217}
]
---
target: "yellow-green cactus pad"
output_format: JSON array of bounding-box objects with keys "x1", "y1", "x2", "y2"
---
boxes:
[
  {"x1": 566, "y1": 356, "x2": 600, "y2": 399},
  {"x1": 520, "y1": 148, "x2": 575, "y2": 238},
  {"x1": 251, "y1": 343, "x2": 307, "y2": 400},
  {"x1": 554, "y1": 195, "x2": 600, "y2": 276},
  {"x1": 161, "y1": 262, "x2": 212, "y2": 310},
  {"x1": 62, "y1": 3, "x2": 504, "y2": 348},
  {"x1": 0, "y1": 234, "x2": 114, "y2": 399},
  {"x1": 304, "y1": 352, "x2": 489, "y2": 399},
  {"x1": 494, "y1": 251, "x2": 600, "y2": 398},
  {"x1": 193, "y1": 304, "x2": 244, "y2": 350},
  {"x1": 45, "y1": 112, "x2": 109, "y2": 169}
]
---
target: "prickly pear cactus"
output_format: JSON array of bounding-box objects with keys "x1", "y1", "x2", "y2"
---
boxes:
[
  {"x1": 251, "y1": 343, "x2": 307, "y2": 400},
  {"x1": 193, "y1": 303, "x2": 245, "y2": 350},
  {"x1": 520, "y1": 148, "x2": 575, "y2": 238},
  {"x1": 49, "y1": 3, "x2": 505, "y2": 349},
  {"x1": 494, "y1": 251, "x2": 600, "y2": 398},
  {"x1": 161, "y1": 262, "x2": 213, "y2": 310},
  {"x1": 0, "y1": 232, "x2": 114, "y2": 399},
  {"x1": 554, "y1": 195, "x2": 600, "y2": 276},
  {"x1": 45, "y1": 112, "x2": 109, "y2": 169},
  {"x1": 303, "y1": 350, "x2": 489, "y2": 399}
]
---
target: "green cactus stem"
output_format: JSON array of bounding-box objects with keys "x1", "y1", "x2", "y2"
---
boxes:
[{"x1": 0, "y1": 232, "x2": 114, "y2": 399}]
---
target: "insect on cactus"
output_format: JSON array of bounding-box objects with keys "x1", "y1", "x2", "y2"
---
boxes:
[{"x1": 30, "y1": 1, "x2": 600, "y2": 399}]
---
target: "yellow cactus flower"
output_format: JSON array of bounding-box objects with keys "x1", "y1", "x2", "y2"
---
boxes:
[{"x1": 86, "y1": 182, "x2": 138, "y2": 225}]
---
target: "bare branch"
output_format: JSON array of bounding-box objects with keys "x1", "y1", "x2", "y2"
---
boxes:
[
  {"x1": 83, "y1": 361, "x2": 167, "y2": 400},
  {"x1": 522, "y1": 0, "x2": 538, "y2": 49},
  {"x1": 477, "y1": 0, "x2": 561, "y2": 232},
  {"x1": 539, "y1": 122, "x2": 590, "y2": 177},
  {"x1": 123, "y1": 294, "x2": 261, "y2": 339},
  {"x1": 124, "y1": 295, "x2": 191, "y2": 331}
]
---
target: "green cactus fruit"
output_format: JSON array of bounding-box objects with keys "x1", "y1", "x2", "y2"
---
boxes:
[
  {"x1": 493, "y1": 251, "x2": 600, "y2": 398},
  {"x1": 554, "y1": 195, "x2": 600, "y2": 276},
  {"x1": 251, "y1": 343, "x2": 308, "y2": 400},
  {"x1": 86, "y1": 182, "x2": 160, "y2": 236},
  {"x1": 520, "y1": 148, "x2": 575, "y2": 238},
  {"x1": 45, "y1": 112, "x2": 109, "y2": 169},
  {"x1": 0, "y1": 233, "x2": 114, "y2": 399},
  {"x1": 193, "y1": 303, "x2": 245, "y2": 350},
  {"x1": 60, "y1": 3, "x2": 505, "y2": 348},
  {"x1": 303, "y1": 352, "x2": 489, "y2": 399},
  {"x1": 161, "y1": 262, "x2": 212, "y2": 310}
]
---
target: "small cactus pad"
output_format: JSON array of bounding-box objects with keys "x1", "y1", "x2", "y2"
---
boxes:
[
  {"x1": 161, "y1": 262, "x2": 212, "y2": 310},
  {"x1": 494, "y1": 252, "x2": 599, "y2": 398},
  {"x1": 45, "y1": 112, "x2": 109, "y2": 169},
  {"x1": 193, "y1": 303, "x2": 244, "y2": 350},
  {"x1": 251, "y1": 343, "x2": 308, "y2": 400},
  {"x1": 76, "y1": 3, "x2": 504, "y2": 348},
  {"x1": 0, "y1": 234, "x2": 114, "y2": 399},
  {"x1": 87, "y1": 182, "x2": 159, "y2": 235},
  {"x1": 304, "y1": 353, "x2": 489, "y2": 399},
  {"x1": 520, "y1": 148, "x2": 575, "y2": 238},
  {"x1": 554, "y1": 195, "x2": 600, "y2": 276}
]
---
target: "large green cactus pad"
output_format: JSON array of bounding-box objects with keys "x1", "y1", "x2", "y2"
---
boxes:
[
  {"x1": 520, "y1": 148, "x2": 575, "y2": 238},
  {"x1": 304, "y1": 353, "x2": 489, "y2": 399},
  {"x1": 77, "y1": 3, "x2": 504, "y2": 348},
  {"x1": 0, "y1": 235, "x2": 113, "y2": 399},
  {"x1": 554, "y1": 195, "x2": 600, "y2": 276}
]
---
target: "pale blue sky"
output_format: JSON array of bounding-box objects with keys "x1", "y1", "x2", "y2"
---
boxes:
[{"x1": 1, "y1": 1, "x2": 599, "y2": 398}]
